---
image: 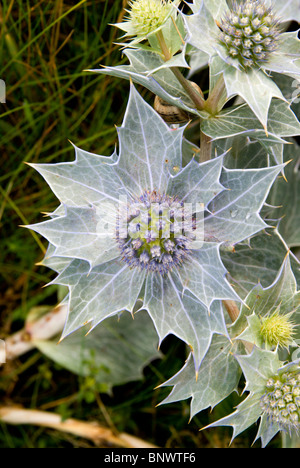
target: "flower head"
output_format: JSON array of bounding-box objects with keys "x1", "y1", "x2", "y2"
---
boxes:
[
  {"x1": 260, "y1": 309, "x2": 296, "y2": 349},
  {"x1": 261, "y1": 369, "x2": 300, "y2": 433},
  {"x1": 115, "y1": 0, "x2": 175, "y2": 42},
  {"x1": 207, "y1": 349, "x2": 300, "y2": 445},
  {"x1": 219, "y1": 0, "x2": 280, "y2": 69},
  {"x1": 184, "y1": 0, "x2": 300, "y2": 127},
  {"x1": 117, "y1": 190, "x2": 192, "y2": 275}
]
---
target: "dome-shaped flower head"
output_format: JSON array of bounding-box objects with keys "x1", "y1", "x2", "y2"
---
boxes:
[
  {"x1": 261, "y1": 371, "x2": 300, "y2": 432},
  {"x1": 27, "y1": 84, "x2": 283, "y2": 371},
  {"x1": 184, "y1": 0, "x2": 300, "y2": 127},
  {"x1": 207, "y1": 348, "x2": 300, "y2": 445},
  {"x1": 219, "y1": 0, "x2": 280, "y2": 69},
  {"x1": 114, "y1": 0, "x2": 178, "y2": 46}
]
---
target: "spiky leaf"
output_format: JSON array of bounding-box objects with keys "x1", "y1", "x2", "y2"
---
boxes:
[
  {"x1": 268, "y1": 143, "x2": 300, "y2": 247},
  {"x1": 231, "y1": 254, "x2": 300, "y2": 345},
  {"x1": 201, "y1": 100, "x2": 300, "y2": 146},
  {"x1": 207, "y1": 348, "x2": 282, "y2": 444},
  {"x1": 143, "y1": 273, "x2": 228, "y2": 369},
  {"x1": 92, "y1": 48, "x2": 198, "y2": 115},
  {"x1": 159, "y1": 335, "x2": 241, "y2": 418}
]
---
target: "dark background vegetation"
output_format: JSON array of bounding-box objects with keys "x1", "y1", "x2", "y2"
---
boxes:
[{"x1": 0, "y1": 0, "x2": 281, "y2": 448}]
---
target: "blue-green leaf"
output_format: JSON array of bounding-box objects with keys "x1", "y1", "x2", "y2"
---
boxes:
[
  {"x1": 143, "y1": 272, "x2": 228, "y2": 369},
  {"x1": 205, "y1": 165, "x2": 284, "y2": 244},
  {"x1": 159, "y1": 335, "x2": 241, "y2": 418},
  {"x1": 56, "y1": 259, "x2": 146, "y2": 339},
  {"x1": 92, "y1": 49, "x2": 199, "y2": 115}
]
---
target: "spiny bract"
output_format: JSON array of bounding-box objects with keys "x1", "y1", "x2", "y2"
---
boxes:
[{"x1": 219, "y1": 0, "x2": 280, "y2": 69}]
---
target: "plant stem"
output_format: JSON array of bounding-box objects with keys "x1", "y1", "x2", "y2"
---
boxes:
[
  {"x1": 222, "y1": 300, "x2": 253, "y2": 353},
  {"x1": 156, "y1": 30, "x2": 210, "y2": 161},
  {"x1": 156, "y1": 30, "x2": 205, "y2": 111},
  {"x1": 204, "y1": 74, "x2": 227, "y2": 115},
  {"x1": 200, "y1": 129, "x2": 212, "y2": 162},
  {"x1": 198, "y1": 75, "x2": 227, "y2": 162},
  {"x1": 0, "y1": 406, "x2": 158, "y2": 448},
  {"x1": 223, "y1": 300, "x2": 240, "y2": 322},
  {"x1": 5, "y1": 305, "x2": 67, "y2": 360}
]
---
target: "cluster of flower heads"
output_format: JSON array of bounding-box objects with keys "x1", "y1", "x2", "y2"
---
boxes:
[
  {"x1": 261, "y1": 370, "x2": 300, "y2": 433},
  {"x1": 116, "y1": 190, "x2": 193, "y2": 275},
  {"x1": 219, "y1": 0, "x2": 280, "y2": 69},
  {"x1": 123, "y1": 0, "x2": 174, "y2": 38}
]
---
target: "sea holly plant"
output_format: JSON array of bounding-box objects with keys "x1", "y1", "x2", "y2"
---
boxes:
[{"x1": 27, "y1": 0, "x2": 300, "y2": 447}]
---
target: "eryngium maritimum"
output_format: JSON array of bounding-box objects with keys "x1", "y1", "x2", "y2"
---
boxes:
[
  {"x1": 260, "y1": 310, "x2": 296, "y2": 349},
  {"x1": 184, "y1": 0, "x2": 300, "y2": 127},
  {"x1": 27, "y1": 85, "x2": 283, "y2": 369},
  {"x1": 219, "y1": 0, "x2": 280, "y2": 69},
  {"x1": 117, "y1": 190, "x2": 193, "y2": 275},
  {"x1": 116, "y1": 0, "x2": 174, "y2": 40},
  {"x1": 261, "y1": 371, "x2": 300, "y2": 433},
  {"x1": 206, "y1": 350, "x2": 300, "y2": 445}
]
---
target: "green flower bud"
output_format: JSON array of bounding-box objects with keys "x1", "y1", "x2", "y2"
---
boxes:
[
  {"x1": 116, "y1": 0, "x2": 175, "y2": 41},
  {"x1": 260, "y1": 310, "x2": 296, "y2": 349},
  {"x1": 219, "y1": 0, "x2": 280, "y2": 69}
]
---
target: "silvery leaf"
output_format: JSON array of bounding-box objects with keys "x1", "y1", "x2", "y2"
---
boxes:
[
  {"x1": 55, "y1": 259, "x2": 146, "y2": 339},
  {"x1": 159, "y1": 335, "x2": 241, "y2": 418},
  {"x1": 202, "y1": 100, "x2": 300, "y2": 142},
  {"x1": 92, "y1": 48, "x2": 200, "y2": 115},
  {"x1": 143, "y1": 272, "x2": 228, "y2": 370},
  {"x1": 205, "y1": 165, "x2": 284, "y2": 244}
]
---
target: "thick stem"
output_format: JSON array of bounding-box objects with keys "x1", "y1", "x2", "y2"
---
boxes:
[
  {"x1": 156, "y1": 30, "x2": 205, "y2": 111},
  {"x1": 222, "y1": 300, "x2": 253, "y2": 354},
  {"x1": 199, "y1": 74, "x2": 227, "y2": 162},
  {"x1": 200, "y1": 128, "x2": 212, "y2": 162},
  {"x1": 223, "y1": 300, "x2": 240, "y2": 322},
  {"x1": 204, "y1": 74, "x2": 227, "y2": 115}
]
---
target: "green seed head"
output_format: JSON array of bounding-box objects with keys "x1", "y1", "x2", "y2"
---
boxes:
[
  {"x1": 260, "y1": 310, "x2": 296, "y2": 349},
  {"x1": 219, "y1": 0, "x2": 280, "y2": 69},
  {"x1": 261, "y1": 370, "x2": 300, "y2": 433},
  {"x1": 124, "y1": 0, "x2": 174, "y2": 38}
]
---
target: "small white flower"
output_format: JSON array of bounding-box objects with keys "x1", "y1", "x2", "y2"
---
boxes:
[
  {"x1": 244, "y1": 26, "x2": 253, "y2": 36},
  {"x1": 150, "y1": 245, "x2": 161, "y2": 258},
  {"x1": 252, "y1": 18, "x2": 261, "y2": 28},
  {"x1": 240, "y1": 16, "x2": 249, "y2": 25}
]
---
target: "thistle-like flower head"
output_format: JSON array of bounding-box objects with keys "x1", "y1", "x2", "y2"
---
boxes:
[
  {"x1": 261, "y1": 369, "x2": 300, "y2": 433},
  {"x1": 207, "y1": 349, "x2": 300, "y2": 445},
  {"x1": 117, "y1": 190, "x2": 192, "y2": 275},
  {"x1": 115, "y1": 0, "x2": 175, "y2": 43},
  {"x1": 184, "y1": 0, "x2": 300, "y2": 127},
  {"x1": 219, "y1": 0, "x2": 280, "y2": 69},
  {"x1": 260, "y1": 309, "x2": 296, "y2": 349},
  {"x1": 27, "y1": 85, "x2": 282, "y2": 371}
]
